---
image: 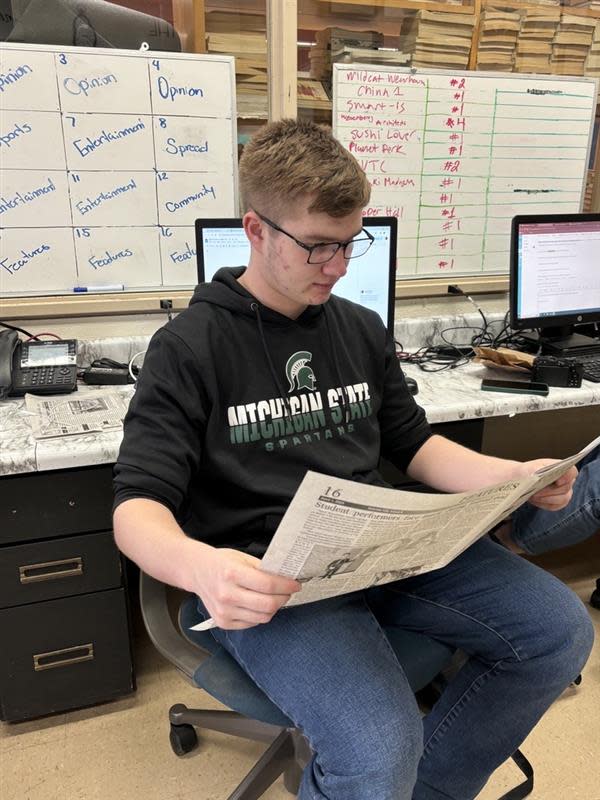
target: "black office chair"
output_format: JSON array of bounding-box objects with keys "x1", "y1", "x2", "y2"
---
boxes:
[{"x1": 139, "y1": 572, "x2": 534, "y2": 800}]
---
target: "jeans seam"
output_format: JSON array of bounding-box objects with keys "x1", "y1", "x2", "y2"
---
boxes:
[
  {"x1": 422, "y1": 659, "x2": 503, "y2": 755},
  {"x1": 514, "y1": 499, "x2": 599, "y2": 549},
  {"x1": 218, "y1": 629, "x2": 305, "y2": 734},
  {"x1": 364, "y1": 593, "x2": 425, "y2": 687},
  {"x1": 390, "y1": 589, "x2": 523, "y2": 661},
  {"x1": 220, "y1": 595, "x2": 416, "y2": 775}
]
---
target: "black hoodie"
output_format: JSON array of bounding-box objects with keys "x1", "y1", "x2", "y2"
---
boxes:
[{"x1": 113, "y1": 267, "x2": 432, "y2": 554}]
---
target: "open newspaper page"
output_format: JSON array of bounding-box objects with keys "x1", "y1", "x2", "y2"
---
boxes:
[
  {"x1": 261, "y1": 432, "x2": 600, "y2": 607},
  {"x1": 191, "y1": 432, "x2": 599, "y2": 630},
  {"x1": 25, "y1": 389, "x2": 130, "y2": 438}
]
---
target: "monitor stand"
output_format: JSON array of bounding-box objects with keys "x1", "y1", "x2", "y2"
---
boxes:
[{"x1": 519, "y1": 328, "x2": 600, "y2": 356}]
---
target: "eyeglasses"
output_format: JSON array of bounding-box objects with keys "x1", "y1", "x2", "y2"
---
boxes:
[{"x1": 256, "y1": 212, "x2": 374, "y2": 265}]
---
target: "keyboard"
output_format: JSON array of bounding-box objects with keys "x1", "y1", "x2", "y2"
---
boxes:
[{"x1": 569, "y1": 352, "x2": 600, "y2": 383}]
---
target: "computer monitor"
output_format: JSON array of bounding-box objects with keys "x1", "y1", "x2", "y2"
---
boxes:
[
  {"x1": 509, "y1": 213, "x2": 600, "y2": 354},
  {"x1": 195, "y1": 217, "x2": 398, "y2": 332}
]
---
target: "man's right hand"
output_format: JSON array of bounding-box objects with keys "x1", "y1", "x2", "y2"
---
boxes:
[
  {"x1": 192, "y1": 547, "x2": 302, "y2": 630},
  {"x1": 113, "y1": 499, "x2": 300, "y2": 630}
]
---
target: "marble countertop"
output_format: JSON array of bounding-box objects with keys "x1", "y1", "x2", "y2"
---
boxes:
[
  {"x1": 401, "y1": 361, "x2": 600, "y2": 425},
  {"x1": 1, "y1": 319, "x2": 599, "y2": 476},
  {"x1": 1, "y1": 385, "x2": 134, "y2": 477}
]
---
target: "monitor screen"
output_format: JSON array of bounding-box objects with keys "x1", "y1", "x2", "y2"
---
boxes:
[
  {"x1": 509, "y1": 213, "x2": 600, "y2": 346},
  {"x1": 195, "y1": 217, "x2": 398, "y2": 331}
]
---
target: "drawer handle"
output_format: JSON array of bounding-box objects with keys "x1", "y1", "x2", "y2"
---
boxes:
[
  {"x1": 19, "y1": 557, "x2": 83, "y2": 584},
  {"x1": 33, "y1": 643, "x2": 94, "y2": 671}
]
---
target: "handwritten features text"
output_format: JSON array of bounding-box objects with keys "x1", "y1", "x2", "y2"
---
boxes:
[
  {"x1": 169, "y1": 241, "x2": 196, "y2": 263},
  {"x1": 1, "y1": 243, "x2": 50, "y2": 276},
  {"x1": 88, "y1": 248, "x2": 134, "y2": 269}
]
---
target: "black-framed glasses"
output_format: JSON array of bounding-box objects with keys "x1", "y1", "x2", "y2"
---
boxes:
[{"x1": 256, "y1": 212, "x2": 374, "y2": 265}]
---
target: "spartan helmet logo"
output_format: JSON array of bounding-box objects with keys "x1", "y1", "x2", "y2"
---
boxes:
[{"x1": 286, "y1": 351, "x2": 317, "y2": 393}]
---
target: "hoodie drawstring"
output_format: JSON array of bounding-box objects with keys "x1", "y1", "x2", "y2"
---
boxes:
[
  {"x1": 251, "y1": 302, "x2": 294, "y2": 419},
  {"x1": 251, "y1": 301, "x2": 351, "y2": 425}
]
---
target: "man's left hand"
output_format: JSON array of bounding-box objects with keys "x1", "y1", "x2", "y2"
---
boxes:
[{"x1": 521, "y1": 459, "x2": 579, "y2": 511}]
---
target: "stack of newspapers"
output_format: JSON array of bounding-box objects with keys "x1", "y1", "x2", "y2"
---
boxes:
[
  {"x1": 309, "y1": 27, "x2": 384, "y2": 81},
  {"x1": 477, "y1": 7, "x2": 521, "y2": 72},
  {"x1": 205, "y1": 10, "x2": 268, "y2": 118},
  {"x1": 584, "y1": 20, "x2": 600, "y2": 77},
  {"x1": 515, "y1": 4, "x2": 560, "y2": 73},
  {"x1": 399, "y1": 10, "x2": 476, "y2": 70},
  {"x1": 551, "y1": 13, "x2": 597, "y2": 75}
]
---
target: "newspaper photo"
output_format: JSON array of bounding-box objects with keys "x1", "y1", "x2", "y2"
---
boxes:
[
  {"x1": 191, "y1": 432, "x2": 600, "y2": 631},
  {"x1": 26, "y1": 389, "x2": 131, "y2": 439}
]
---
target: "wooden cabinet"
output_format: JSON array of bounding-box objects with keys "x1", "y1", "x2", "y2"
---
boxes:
[{"x1": 0, "y1": 465, "x2": 134, "y2": 722}]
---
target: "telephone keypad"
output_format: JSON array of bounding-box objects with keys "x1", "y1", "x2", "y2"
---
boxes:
[{"x1": 12, "y1": 365, "x2": 78, "y2": 394}]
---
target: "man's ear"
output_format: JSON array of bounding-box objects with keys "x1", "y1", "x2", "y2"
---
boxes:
[{"x1": 243, "y1": 210, "x2": 265, "y2": 252}]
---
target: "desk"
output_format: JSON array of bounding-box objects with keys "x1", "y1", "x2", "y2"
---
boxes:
[
  {"x1": 1, "y1": 332, "x2": 599, "y2": 474},
  {"x1": 402, "y1": 360, "x2": 600, "y2": 426},
  {"x1": 0, "y1": 384, "x2": 136, "y2": 722},
  {"x1": 1, "y1": 324, "x2": 598, "y2": 721}
]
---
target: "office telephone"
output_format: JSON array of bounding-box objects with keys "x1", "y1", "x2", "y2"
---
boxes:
[{"x1": 0, "y1": 330, "x2": 78, "y2": 398}]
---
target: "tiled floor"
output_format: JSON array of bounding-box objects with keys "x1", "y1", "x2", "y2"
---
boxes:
[{"x1": 1, "y1": 537, "x2": 599, "y2": 800}]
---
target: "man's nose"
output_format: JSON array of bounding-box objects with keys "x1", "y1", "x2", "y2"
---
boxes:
[{"x1": 323, "y1": 247, "x2": 348, "y2": 278}]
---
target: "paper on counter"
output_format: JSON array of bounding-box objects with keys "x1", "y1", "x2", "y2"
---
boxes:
[{"x1": 25, "y1": 388, "x2": 130, "y2": 439}]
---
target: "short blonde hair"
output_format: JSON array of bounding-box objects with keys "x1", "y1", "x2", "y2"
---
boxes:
[{"x1": 239, "y1": 119, "x2": 370, "y2": 219}]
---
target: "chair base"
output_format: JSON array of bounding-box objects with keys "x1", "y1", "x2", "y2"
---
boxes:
[{"x1": 168, "y1": 703, "x2": 311, "y2": 800}]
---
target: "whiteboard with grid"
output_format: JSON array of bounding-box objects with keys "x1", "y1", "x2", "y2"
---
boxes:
[
  {"x1": 0, "y1": 43, "x2": 237, "y2": 295},
  {"x1": 333, "y1": 65, "x2": 597, "y2": 279}
]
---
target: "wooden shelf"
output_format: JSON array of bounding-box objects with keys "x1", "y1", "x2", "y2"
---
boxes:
[
  {"x1": 396, "y1": 275, "x2": 507, "y2": 298},
  {"x1": 482, "y1": 0, "x2": 600, "y2": 19},
  {"x1": 323, "y1": 0, "x2": 477, "y2": 15},
  {"x1": 0, "y1": 291, "x2": 194, "y2": 321}
]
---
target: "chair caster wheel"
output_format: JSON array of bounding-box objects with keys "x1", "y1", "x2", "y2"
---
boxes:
[
  {"x1": 590, "y1": 579, "x2": 600, "y2": 610},
  {"x1": 169, "y1": 723, "x2": 198, "y2": 756}
]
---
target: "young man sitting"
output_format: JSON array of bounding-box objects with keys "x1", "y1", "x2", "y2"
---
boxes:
[{"x1": 113, "y1": 119, "x2": 593, "y2": 800}]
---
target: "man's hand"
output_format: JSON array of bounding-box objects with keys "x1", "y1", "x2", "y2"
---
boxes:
[
  {"x1": 519, "y1": 459, "x2": 579, "y2": 511},
  {"x1": 191, "y1": 547, "x2": 302, "y2": 630}
]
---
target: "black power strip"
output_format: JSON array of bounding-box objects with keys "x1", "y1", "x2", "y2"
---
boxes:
[{"x1": 82, "y1": 366, "x2": 133, "y2": 385}]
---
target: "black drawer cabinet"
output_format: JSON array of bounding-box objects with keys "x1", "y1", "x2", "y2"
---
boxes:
[
  {"x1": 0, "y1": 589, "x2": 132, "y2": 721},
  {"x1": 0, "y1": 465, "x2": 134, "y2": 722}
]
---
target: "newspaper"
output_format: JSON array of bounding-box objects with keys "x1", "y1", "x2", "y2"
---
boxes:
[
  {"x1": 25, "y1": 389, "x2": 130, "y2": 438},
  {"x1": 191, "y1": 433, "x2": 600, "y2": 631}
]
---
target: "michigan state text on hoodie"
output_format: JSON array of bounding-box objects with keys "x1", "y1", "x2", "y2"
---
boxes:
[{"x1": 113, "y1": 267, "x2": 432, "y2": 555}]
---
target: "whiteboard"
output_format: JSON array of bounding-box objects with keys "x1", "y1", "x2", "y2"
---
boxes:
[
  {"x1": 333, "y1": 65, "x2": 598, "y2": 279},
  {"x1": 0, "y1": 43, "x2": 238, "y2": 295}
]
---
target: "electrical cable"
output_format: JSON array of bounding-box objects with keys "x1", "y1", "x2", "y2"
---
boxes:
[
  {"x1": 0, "y1": 320, "x2": 37, "y2": 339},
  {"x1": 26, "y1": 332, "x2": 63, "y2": 341},
  {"x1": 395, "y1": 310, "x2": 521, "y2": 373},
  {"x1": 128, "y1": 350, "x2": 146, "y2": 383}
]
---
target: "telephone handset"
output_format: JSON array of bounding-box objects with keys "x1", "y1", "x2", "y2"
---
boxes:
[{"x1": 0, "y1": 331, "x2": 78, "y2": 397}]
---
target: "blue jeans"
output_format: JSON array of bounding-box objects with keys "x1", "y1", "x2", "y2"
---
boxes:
[
  {"x1": 511, "y1": 446, "x2": 600, "y2": 555},
  {"x1": 202, "y1": 537, "x2": 594, "y2": 800}
]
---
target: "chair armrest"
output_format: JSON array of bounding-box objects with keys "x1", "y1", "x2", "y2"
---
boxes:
[{"x1": 139, "y1": 571, "x2": 205, "y2": 682}]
